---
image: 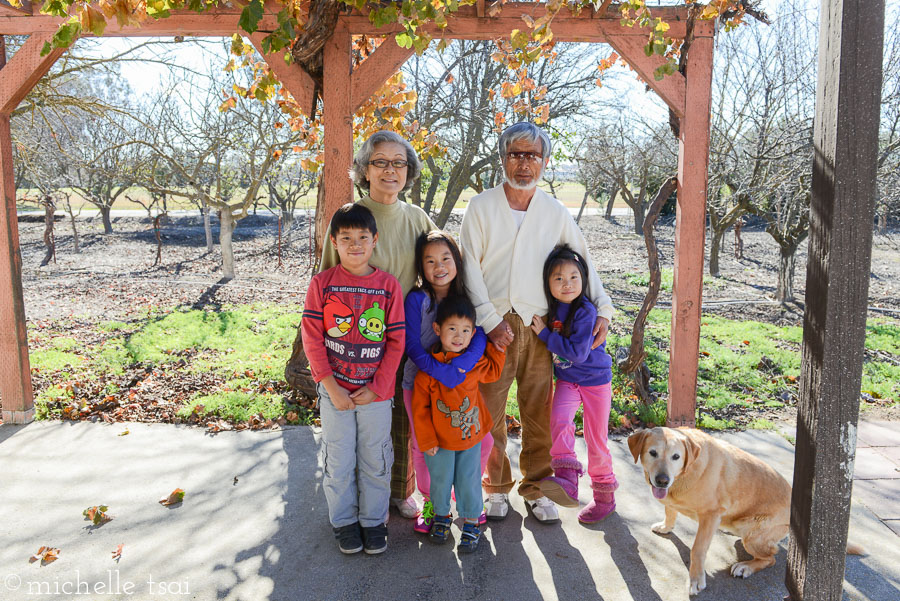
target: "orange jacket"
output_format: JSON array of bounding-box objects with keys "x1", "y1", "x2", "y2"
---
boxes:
[{"x1": 412, "y1": 343, "x2": 506, "y2": 452}]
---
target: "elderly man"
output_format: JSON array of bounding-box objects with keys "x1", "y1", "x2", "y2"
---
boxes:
[{"x1": 460, "y1": 122, "x2": 614, "y2": 522}]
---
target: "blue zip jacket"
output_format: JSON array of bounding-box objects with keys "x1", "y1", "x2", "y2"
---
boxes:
[
  {"x1": 537, "y1": 300, "x2": 612, "y2": 386},
  {"x1": 402, "y1": 289, "x2": 488, "y2": 390}
]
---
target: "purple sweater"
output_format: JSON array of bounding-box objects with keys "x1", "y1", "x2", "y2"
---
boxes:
[{"x1": 537, "y1": 301, "x2": 612, "y2": 386}]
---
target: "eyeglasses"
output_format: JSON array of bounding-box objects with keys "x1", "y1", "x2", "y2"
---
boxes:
[
  {"x1": 368, "y1": 159, "x2": 409, "y2": 169},
  {"x1": 506, "y1": 151, "x2": 543, "y2": 162}
]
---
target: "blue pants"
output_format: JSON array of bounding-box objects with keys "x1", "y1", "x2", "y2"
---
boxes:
[
  {"x1": 318, "y1": 384, "x2": 394, "y2": 528},
  {"x1": 424, "y1": 442, "x2": 482, "y2": 520}
]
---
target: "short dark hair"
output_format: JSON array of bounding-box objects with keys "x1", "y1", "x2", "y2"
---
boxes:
[
  {"x1": 329, "y1": 202, "x2": 377, "y2": 237},
  {"x1": 434, "y1": 294, "x2": 476, "y2": 327}
]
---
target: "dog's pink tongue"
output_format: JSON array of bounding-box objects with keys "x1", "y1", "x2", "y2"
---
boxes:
[{"x1": 652, "y1": 486, "x2": 668, "y2": 499}]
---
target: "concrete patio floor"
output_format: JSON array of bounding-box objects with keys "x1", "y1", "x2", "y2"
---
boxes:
[{"x1": 0, "y1": 421, "x2": 897, "y2": 601}]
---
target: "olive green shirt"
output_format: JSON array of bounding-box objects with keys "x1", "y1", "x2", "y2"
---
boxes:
[{"x1": 319, "y1": 196, "x2": 438, "y2": 296}]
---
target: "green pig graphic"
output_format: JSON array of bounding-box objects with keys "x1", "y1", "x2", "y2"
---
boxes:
[{"x1": 358, "y1": 302, "x2": 386, "y2": 342}]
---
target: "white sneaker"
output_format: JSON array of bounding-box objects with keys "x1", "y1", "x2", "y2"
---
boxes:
[
  {"x1": 391, "y1": 496, "x2": 419, "y2": 519},
  {"x1": 485, "y1": 493, "x2": 509, "y2": 520},
  {"x1": 528, "y1": 496, "x2": 560, "y2": 523}
]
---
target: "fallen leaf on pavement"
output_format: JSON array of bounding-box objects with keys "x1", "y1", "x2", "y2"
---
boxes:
[
  {"x1": 111, "y1": 544, "x2": 123, "y2": 562},
  {"x1": 83, "y1": 505, "x2": 112, "y2": 526},
  {"x1": 30, "y1": 546, "x2": 60, "y2": 564},
  {"x1": 118, "y1": 429, "x2": 130, "y2": 436},
  {"x1": 159, "y1": 488, "x2": 185, "y2": 506}
]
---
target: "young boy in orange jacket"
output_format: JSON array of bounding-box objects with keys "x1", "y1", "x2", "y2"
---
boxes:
[{"x1": 411, "y1": 294, "x2": 505, "y2": 553}]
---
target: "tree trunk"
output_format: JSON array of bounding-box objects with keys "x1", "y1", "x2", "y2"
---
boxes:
[
  {"x1": 734, "y1": 218, "x2": 744, "y2": 259},
  {"x1": 220, "y1": 208, "x2": 236, "y2": 280},
  {"x1": 576, "y1": 189, "x2": 589, "y2": 224},
  {"x1": 435, "y1": 162, "x2": 471, "y2": 228},
  {"x1": 776, "y1": 246, "x2": 797, "y2": 303},
  {"x1": 282, "y1": 209, "x2": 294, "y2": 248},
  {"x1": 203, "y1": 203, "x2": 213, "y2": 253},
  {"x1": 40, "y1": 201, "x2": 55, "y2": 267},
  {"x1": 632, "y1": 201, "x2": 646, "y2": 236},
  {"x1": 69, "y1": 211, "x2": 80, "y2": 253},
  {"x1": 709, "y1": 230, "x2": 723, "y2": 277},
  {"x1": 100, "y1": 205, "x2": 113, "y2": 234},
  {"x1": 605, "y1": 188, "x2": 617, "y2": 219}
]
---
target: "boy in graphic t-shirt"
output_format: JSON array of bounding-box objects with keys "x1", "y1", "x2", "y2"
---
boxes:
[{"x1": 301, "y1": 203, "x2": 405, "y2": 555}]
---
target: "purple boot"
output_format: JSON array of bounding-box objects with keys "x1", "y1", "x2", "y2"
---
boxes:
[
  {"x1": 539, "y1": 457, "x2": 583, "y2": 508},
  {"x1": 578, "y1": 480, "x2": 618, "y2": 524}
]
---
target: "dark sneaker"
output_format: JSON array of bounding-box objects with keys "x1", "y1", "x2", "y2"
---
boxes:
[
  {"x1": 428, "y1": 514, "x2": 453, "y2": 544},
  {"x1": 334, "y1": 523, "x2": 363, "y2": 554},
  {"x1": 361, "y1": 523, "x2": 388, "y2": 555},
  {"x1": 457, "y1": 522, "x2": 480, "y2": 554}
]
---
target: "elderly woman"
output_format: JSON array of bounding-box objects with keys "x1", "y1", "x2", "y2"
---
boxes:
[{"x1": 319, "y1": 130, "x2": 437, "y2": 519}]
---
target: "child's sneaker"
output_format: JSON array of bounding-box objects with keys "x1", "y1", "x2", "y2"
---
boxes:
[
  {"x1": 414, "y1": 499, "x2": 435, "y2": 534},
  {"x1": 428, "y1": 514, "x2": 453, "y2": 544},
  {"x1": 457, "y1": 522, "x2": 480, "y2": 554},
  {"x1": 478, "y1": 506, "x2": 487, "y2": 525},
  {"x1": 391, "y1": 496, "x2": 419, "y2": 519},
  {"x1": 361, "y1": 523, "x2": 388, "y2": 555},
  {"x1": 333, "y1": 522, "x2": 363, "y2": 554}
]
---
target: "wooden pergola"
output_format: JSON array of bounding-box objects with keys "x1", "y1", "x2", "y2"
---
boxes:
[{"x1": 0, "y1": 2, "x2": 885, "y2": 599}]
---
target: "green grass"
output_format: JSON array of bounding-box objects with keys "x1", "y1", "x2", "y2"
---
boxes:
[
  {"x1": 28, "y1": 303, "x2": 899, "y2": 430},
  {"x1": 624, "y1": 268, "x2": 719, "y2": 293}
]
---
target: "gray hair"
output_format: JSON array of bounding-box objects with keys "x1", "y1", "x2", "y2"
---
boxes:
[
  {"x1": 348, "y1": 130, "x2": 422, "y2": 193},
  {"x1": 498, "y1": 122, "x2": 552, "y2": 161}
]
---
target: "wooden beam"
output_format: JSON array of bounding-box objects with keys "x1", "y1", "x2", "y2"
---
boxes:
[
  {"x1": 785, "y1": 0, "x2": 885, "y2": 599},
  {"x1": 0, "y1": 9, "x2": 280, "y2": 36},
  {"x1": 350, "y1": 34, "x2": 415, "y2": 113},
  {"x1": 0, "y1": 33, "x2": 66, "y2": 113},
  {"x1": 0, "y1": 106, "x2": 34, "y2": 423},
  {"x1": 667, "y1": 35, "x2": 714, "y2": 428},
  {"x1": 605, "y1": 35, "x2": 685, "y2": 118},
  {"x1": 476, "y1": 0, "x2": 485, "y2": 18},
  {"x1": 249, "y1": 32, "x2": 317, "y2": 118},
  {"x1": 319, "y1": 21, "x2": 353, "y2": 248},
  {"x1": 339, "y1": 4, "x2": 694, "y2": 40},
  {"x1": 0, "y1": 0, "x2": 31, "y2": 16}
]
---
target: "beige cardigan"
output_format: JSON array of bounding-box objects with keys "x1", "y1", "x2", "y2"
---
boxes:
[{"x1": 460, "y1": 184, "x2": 614, "y2": 332}]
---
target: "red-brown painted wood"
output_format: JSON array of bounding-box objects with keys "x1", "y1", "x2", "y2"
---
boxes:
[
  {"x1": 249, "y1": 32, "x2": 317, "y2": 118},
  {"x1": 0, "y1": 0, "x2": 31, "y2": 17},
  {"x1": 350, "y1": 34, "x2": 415, "y2": 112},
  {"x1": 322, "y1": 22, "x2": 354, "y2": 227},
  {"x1": 0, "y1": 33, "x2": 66, "y2": 113},
  {"x1": 668, "y1": 34, "x2": 714, "y2": 428},
  {"x1": 605, "y1": 35, "x2": 686, "y2": 118},
  {"x1": 0, "y1": 9, "x2": 280, "y2": 35},
  {"x1": 0, "y1": 111, "x2": 34, "y2": 423}
]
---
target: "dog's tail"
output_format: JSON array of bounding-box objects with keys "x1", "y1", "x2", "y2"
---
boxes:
[{"x1": 846, "y1": 542, "x2": 866, "y2": 556}]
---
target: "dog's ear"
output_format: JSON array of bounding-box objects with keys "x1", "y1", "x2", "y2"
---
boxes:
[
  {"x1": 682, "y1": 432, "x2": 702, "y2": 470},
  {"x1": 628, "y1": 429, "x2": 648, "y2": 464}
]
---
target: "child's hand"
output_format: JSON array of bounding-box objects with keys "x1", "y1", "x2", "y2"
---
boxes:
[
  {"x1": 530, "y1": 314, "x2": 546, "y2": 335},
  {"x1": 423, "y1": 447, "x2": 439, "y2": 456},
  {"x1": 349, "y1": 386, "x2": 378, "y2": 405},
  {"x1": 331, "y1": 388, "x2": 356, "y2": 411}
]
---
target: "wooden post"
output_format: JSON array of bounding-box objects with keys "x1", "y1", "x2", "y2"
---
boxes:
[
  {"x1": 785, "y1": 0, "x2": 884, "y2": 599},
  {"x1": 317, "y1": 21, "x2": 353, "y2": 251},
  {"x1": 0, "y1": 37, "x2": 35, "y2": 424},
  {"x1": 667, "y1": 33, "x2": 713, "y2": 428}
]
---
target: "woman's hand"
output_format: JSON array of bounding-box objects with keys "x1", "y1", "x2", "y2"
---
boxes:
[
  {"x1": 349, "y1": 386, "x2": 378, "y2": 405},
  {"x1": 423, "y1": 446, "x2": 439, "y2": 456},
  {"x1": 530, "y1": 315, "x2": 546, "y2": 335}
]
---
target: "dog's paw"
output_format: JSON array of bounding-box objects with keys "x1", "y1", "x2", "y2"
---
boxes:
[
  {"x1": 688, "y1": 574, "x2": 707, "y2": 596},
  {"x1": 651, "y1": 521, "x2": 673, "y2": 534},
  {"x1": 730, "y1": 561, "x2": 756, "y2": 579}
]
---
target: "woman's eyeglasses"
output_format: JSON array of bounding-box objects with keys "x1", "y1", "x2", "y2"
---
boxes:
[
  {"x1": 368, "y1": 159, "x2": 409, "y2": 169},
  {"x1": 505, "y1": 151, "x2": 543, "y2": 162}
]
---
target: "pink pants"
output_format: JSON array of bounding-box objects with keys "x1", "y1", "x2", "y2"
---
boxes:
[
  {"x1": 550, "y1": 380, "x2": 615, "y2": 485},
  {"x1": 403, "y1": 388, "x2": 492, "y2": 500}
]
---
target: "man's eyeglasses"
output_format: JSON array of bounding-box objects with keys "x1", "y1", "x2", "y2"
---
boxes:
[
  {"x1": 506, "y1": 151, "x2": 543, "y2": 162},
  {"x1": 368, "y1": 159, "x2": 409, "y2": 169}
]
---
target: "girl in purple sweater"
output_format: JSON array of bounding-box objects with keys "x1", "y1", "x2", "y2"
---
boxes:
[{"x1": 530, "y1": 245, "x2": 617, "y2": 524}]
